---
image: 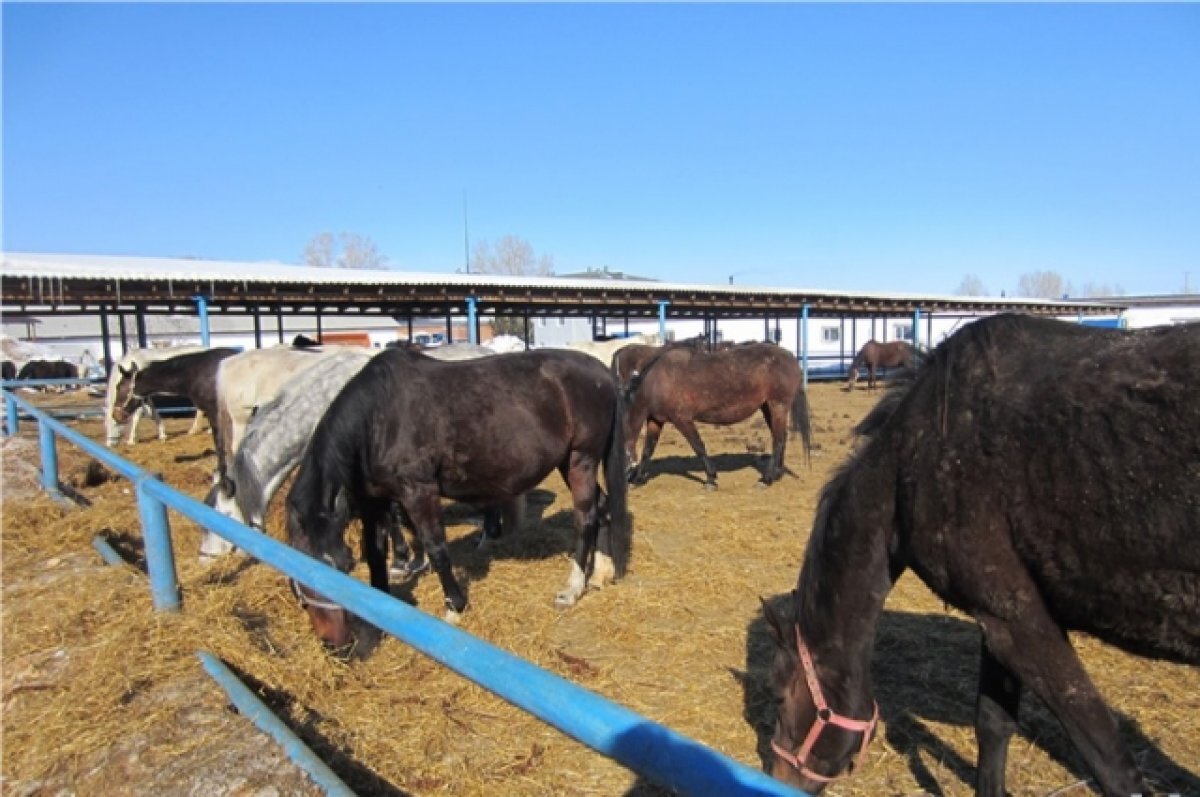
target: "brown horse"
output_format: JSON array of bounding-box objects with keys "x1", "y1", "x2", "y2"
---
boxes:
[
  {"x1": 620, "y1": 343, "x2": 812, "y2": 489},
  {"x1": 286, "y1": 348, "x2": 631, "y2": 647},
  {"x1": 765, "y1": 314, "x2": 1200, "y2": 796},
  {"x1": 846, "y1": 339, "x2": 914, "y2": 390}
]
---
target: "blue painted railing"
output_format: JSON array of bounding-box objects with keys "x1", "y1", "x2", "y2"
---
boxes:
[{"x1": 2, "y1": 388, "x2": 809, "y2": 797}]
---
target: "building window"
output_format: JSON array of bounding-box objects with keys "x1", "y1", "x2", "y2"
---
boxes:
[
  {"x1": 822, "y1": 327, "x2": 840, "y2": 343},
  {"x1": 893, "y1": 324, "x2": 914, "y2": 341}
]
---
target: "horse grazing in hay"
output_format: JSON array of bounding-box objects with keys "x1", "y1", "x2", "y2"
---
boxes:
[
  {"x1": 15, "y1": 359, "x2": 80, "y2": 391},
  {"x1": 286, "y1": 347, "x2": 631, "y2": 647},
  {"x1": 764, "y1": 314, "x2": 1200, "y2": 797},
  {"x1": 204, "y1": 343, "x2": 513, "y2": 567},
  {"x1": 620, "y1": 343, "x2": 812, "y2": 489},
  {"x1": 112, "y1": 348, "x2": 240, "y2": 454},
  {"x1": 846, "y1": 339, "x2": 914, "y2": 391},
  {"x1": 105, "y1": 346, "x2": 208, "y2": 446}
]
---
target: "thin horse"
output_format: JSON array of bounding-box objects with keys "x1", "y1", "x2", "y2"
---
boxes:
[
  {"x1": 621, "y1": 343, "x2": 812, "y2": 489},
  {"x1": 765, "y1": 314, "x2": 1200, "y2": 796},
  {"x1": 105, "y1": 346, "x2": 208, "y2": 446},
  {"x1": 846, "y1": 339, "x2": 914, "y2": 390},
  {"x1": 286, "y1": 348, "x2": 631, "y2": 647}
]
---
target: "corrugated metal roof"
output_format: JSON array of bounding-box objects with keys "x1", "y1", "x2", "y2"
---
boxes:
[{"x1": 2, "y1": 251, "x2": 1087, "y2": 309}]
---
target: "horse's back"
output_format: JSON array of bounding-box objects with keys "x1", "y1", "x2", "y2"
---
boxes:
[{"x1": 885, "y1": 315, "x2": 1200, "y2": 660}]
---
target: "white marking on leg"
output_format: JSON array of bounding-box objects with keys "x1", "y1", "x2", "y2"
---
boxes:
[
  {"x1": 587, "y1": 552, "x2": 615, "y2": 590},
  {"x1": 555, "y1": 560, "x2": 586, "y2": 607}
]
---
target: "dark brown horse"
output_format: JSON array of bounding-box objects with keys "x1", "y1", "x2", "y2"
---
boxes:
[
  {"x1": 112, "y1": 348, "x2": 240, "y2": 453},
  {"x1": 765, "y1": 314, "x2": 1200, "y2": 796},
  {"x1": 286, "y1": 348, "x2": 632, "y2": 647},
  {"x1": 620, "y1": 343, "x2": 812, "y2": 489},
  {"x1": 846, "y1": 339, "x2": 914, "y2": 390}
]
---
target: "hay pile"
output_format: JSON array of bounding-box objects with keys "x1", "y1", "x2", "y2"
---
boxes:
[{"x1": 2, "y1": 384, "x2": 1197, "y2": 795}]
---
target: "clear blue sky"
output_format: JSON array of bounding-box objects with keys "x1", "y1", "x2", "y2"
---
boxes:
[{"x1": 4, "y1": 3, "x2": 1198, "y2": 297}]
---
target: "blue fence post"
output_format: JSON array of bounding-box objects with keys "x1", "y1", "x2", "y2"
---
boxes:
[
  {"x1": 4, "y1": 391, "x2": 17, "y2": 437},
  {"x1": 912, "y1": 307, "x2": 922, "y2": 350},
  {"x1": 193, "y1": 295, "x2": 211, "y2": 347},
  {"x1": 136, "y1": 475, "x2": 181, "y2": 612},
  {"x1": 467, "y1": 296, "x2": 479, "y2": 345},
  {"x1": 38, "y1": 420, "x2": 62, "y2": 497},
  {"x1": 657, "y1": 300, "x2": 669, "y2": 341},
  {"x1": 800, "y1": 304, "x2": 810, "y2": 388}
]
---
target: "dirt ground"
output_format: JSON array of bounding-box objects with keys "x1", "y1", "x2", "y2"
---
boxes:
[{"x1": 2, "y1": 382, "x2": 1197, "y2": 796}]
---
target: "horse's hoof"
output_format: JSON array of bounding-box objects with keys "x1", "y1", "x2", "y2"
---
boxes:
[
  {"x1": 443, "y1": 608, "x2": 462, "y2": 625},
  {"x1": 554, "y1": 592, "x2": 578, "y2": 609},
  {"x1": 390, "y1": 558, "x2": 429, "y2": 581},
  {"x1": 703, "y1": 481, "x2": 718, "y2": 491},
  {"x1": 755, "y1": 479, "x2": 772, "y2": 489}
]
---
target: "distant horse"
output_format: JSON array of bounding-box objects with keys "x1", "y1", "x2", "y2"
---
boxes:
[
  {"x1": 764, "y1": 314, "x2": 1200, "y2": 796},
  {"x1": 621, "y1": 343, "x2": 812, "y2": 489},
  {"x1": 112, "y1": 348, "x2": 240, "y2": 458},
  {"x1": 105, "y1": 346, "x2": 207, "y2": 446},
  {"x1": 566, "y1": 332, "x2": 660, "y2": 365},
  {"x1": 204, "y1": 343, "x2": 511, "y2": 565},
  {"x1": 1, "y1": 360, "x2": 15, "y2": 381},
  {"x1": 16, "y1": 360, "x2": 79, "y2": 392},
  {"x1": 286, "y1": 348, "x2": 631, "y2": 646},
  {"x1": 846, "y1": 339, "x2": 914, "y2": 390}
]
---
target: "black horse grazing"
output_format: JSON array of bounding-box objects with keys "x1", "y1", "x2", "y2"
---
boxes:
[
  {"x1": 846, "y1": 339, "x2": 914, "y2": 390},
  {"x1": 112, "y1": 348, "x2": 240, "y2": 453},
  {"x1": 16, "y1": 359, "x2": 79, "y2": 390},
  {"x1": 765, "y1": 314, "x2": 1200, "y2": 796},
  {"x1": 1, "y1": 360, "x2": 16, "y2": 381},
  {"x1": 620, "y1": 343, "x2": 812, "y2": 489},
  {"x1": 286, "y1": 348, "x2": 632, "y2": 647}
]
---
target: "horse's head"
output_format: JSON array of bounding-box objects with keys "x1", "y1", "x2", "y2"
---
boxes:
[
  {"x1": 763, "y1": 595, "x2": 878, "y2": 793},
  {"x1": 845, "y1": 366, "x2": 860, "y2": 390},
  {"x1": 111, "y1": 363, "x2": 144, "y2": 423},
  {"x1": 291, "y1": 574, "x2": 354, "y2": 649}
]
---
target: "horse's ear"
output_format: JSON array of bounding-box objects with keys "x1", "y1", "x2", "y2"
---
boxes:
[
  {"x1": 760, "y1": 595, "x2": 787, "y2": 646},
  {"x1": 118, "y1": 363, "x2": 134, "y2": 378}
]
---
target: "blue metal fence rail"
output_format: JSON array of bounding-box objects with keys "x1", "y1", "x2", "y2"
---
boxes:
[{"x1": 2, "y1": 388, "x2": 809, "y2": 797}]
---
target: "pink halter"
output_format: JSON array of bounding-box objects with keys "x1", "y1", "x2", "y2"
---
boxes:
[{"x1": 770, "y1": 626, "x2": 879, "y2": 784}]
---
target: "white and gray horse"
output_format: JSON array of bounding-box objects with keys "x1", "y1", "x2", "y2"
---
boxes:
[{"x1": 202, "y1": 343, "x2": 518, "y2": 566}]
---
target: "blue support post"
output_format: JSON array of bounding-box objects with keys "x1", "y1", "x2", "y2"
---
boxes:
[
  {"x1": 4, "y1": 391, "x2": 17, "y2": 437},
  {"x1": 193, "y1": 295, "x2": 211, "y2": 347},
  {"x1": 657, "y1": 300, "x2": 669, "y2": 342},
  {"x1": 39, "y1": 421, "x2": 62, "y2": 497},
  {"x1": 136, "y1": 475, "x2": 181, "y2": 612},
  {"x1": 912, "y1": 307, "x2": 922, "y2": 350},
  {"x1": 466, "y1": 296, "x2": 479, "y2": 345},
  {"x1": 800, "y1": 304, "x2": 810, "y2": 388}
]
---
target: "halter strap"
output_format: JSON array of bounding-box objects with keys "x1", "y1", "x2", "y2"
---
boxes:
[
  {"x1": 290, "y1": 579, "x2": 343, "y2": 612},
  {"x1": 770, "y1": 626, "x2": 878, "y2": 784}
]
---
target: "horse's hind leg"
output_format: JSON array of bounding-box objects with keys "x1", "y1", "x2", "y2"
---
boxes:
[
  {"x1": 631, "y1": 419, "x2": 664, "y2": 485},
  {"x1": 759, "y1": 403, "x2": 788, "y2": 486},
  {"x1": 975, "y1": 640, "x2": 1022, "y2": 797},
  {"x1": 556, "y1": 456, "x2": 602, "y2": 607},
  {"x1": 186, "y1": 409, "x2": 206, "y2": 436},
  {"x1": 586, "y1": 488, "x2": 615, "y2": 591},
  {"x1": 674, "y1": 418, "x2": 717, "y2": 489}
]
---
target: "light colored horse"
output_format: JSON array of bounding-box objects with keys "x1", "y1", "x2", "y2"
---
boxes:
[
  {"x1": 105, "y1": 346, "x2": 207, "y2": 446},
  {"x1": 202, "y1": 342, "x2": 512, "y2": 562},
  {"x1": 565, "y1": 332, "x2": 660, "y2": 364}
]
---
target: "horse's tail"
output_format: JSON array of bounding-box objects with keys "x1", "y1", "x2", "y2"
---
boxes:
[
  {"x1": 603, "y1": 384, "x2": 632, "y2": 578},
  {"x1": 230, "y1": 452, "x2": 268, "y2": 528},
  {"x1": 790, "y1": 386, "x2": 813, "y2": 464}
]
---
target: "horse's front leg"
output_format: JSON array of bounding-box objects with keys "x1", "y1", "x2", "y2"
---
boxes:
[
  {"x1": 674, "y1": 418, "x2": 716, "y2": 489},
  {"x1": 403, "y1": 488, "x2": 467, "y2": 622},
  {"x1": 975, "y1": 639, "x2": 1022, "y2": 797},
  {"x1": 358, "y1": 501, "x2": 391, "y2": 593}
]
